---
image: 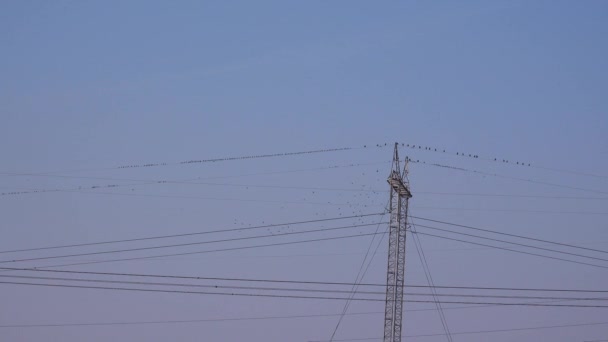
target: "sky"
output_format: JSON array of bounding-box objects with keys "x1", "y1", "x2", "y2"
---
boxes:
[{"x1": 1, "y1": 1, "x2": 607, "y2": 341}]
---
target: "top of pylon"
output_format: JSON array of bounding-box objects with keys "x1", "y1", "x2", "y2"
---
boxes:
[{"x1": 388, "y1": 142, "x2": 412, "y2": 198}]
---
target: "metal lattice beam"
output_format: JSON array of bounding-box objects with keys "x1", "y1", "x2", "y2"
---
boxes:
[{"x1": 383, "y1": 143, "x2": 412, "y2": 342}]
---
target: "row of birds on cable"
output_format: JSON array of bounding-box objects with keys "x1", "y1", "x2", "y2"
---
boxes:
[{"x1": 364, "y1": 142, "x2": 532, "y2": 167}]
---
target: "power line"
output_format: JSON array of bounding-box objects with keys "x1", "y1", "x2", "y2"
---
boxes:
[
  {"x1": 327, "y1": 211, "x2": 388, "y2": 342},
  {"x1": 416, "y1": 192, "x2": 608, "y2": 201},
  {"x1": 0, "y1": 280, "x2": 383, "y2": 302},
  {"x1": 4, "y1": 274, "x2": 607, "y2": 301},
  {"x1": 5, "y1": 174, "x2": 608, "y2": 202},
  {"x1": 118, "y1": 147, "x2": 358, "y2": 169},
  {"x1": 0, "y1": 212, "x2": 383, "y2": 255},
  {"x1": 413, "y1": 224, "x2": 608, "y2": 263},
  {"x1": 308, "y1": 319, "x2": 608, "y2": 341},
  {"x1": 5, "y1": 140, "x2": 605, "y2": 181},
  {"x1": 0, "y1": 221, "x2": 388, "y2": 264},
  {"x1": 1, "y1": 176, "x2": 384, "y2": 194},
  {"x1": 412, "y1": 231, "x2": 608, "y2": 270},
  {"x1": 2, "y1": 274, "x2": 382, "y2": 294},
  {"x1": 4, "y1": 267, "x2": 608, "y2": 293},
  {"x1": 0, "y1": 274, "x2": 387, "y2": 296},
  {"x1": 0, "y1": 160, "x2": 389, "y2": 197},
  {"x1": 8, "y1": 307, "x2": 608, "y2": 330},
  {"x1": 0, "y1": 146, "x2": 361, "y2": 176},
  {"x1": 415, "y1": 161, "x2": 608, "y2": 196},
  {"x1": 1, "y1": 188, "x2": 346, "y2": 206},
  {"x1": 411, "y1": 216, "x2": 608, "y2": 255},
  {"x1": 5, "y1": 145, "x2": 606, "y2": 207},
  {"x1": 327, "y1": 199, "x2": 389, "y2": 341},
  {"x1": 410, "y1": 219, "x2": 453, "y2": 342},
  {"x1": 16, "y1": 179, "x2": 607, "y2": 216},
  {"x1": 16, "y1": 232, "x2": 392, "y2": 269},
  {"x1": 412, "y1": 205, "x2": 608, "y2": 216},
  {"x1": 0, "y1": 307, "x2": 458, "y2": 329},
  {"x1": 73, "y1": 190, "x2": 348, "y2": 206},
  {"x1": 395, "y1": 141, "x2": 608, "y2": 179},
  {"x1": 3, "y1": 280, "x2": 608, "y2": 308},
  {"x1": 0, "y1": 311, "x2": 386, "y2": 329}
]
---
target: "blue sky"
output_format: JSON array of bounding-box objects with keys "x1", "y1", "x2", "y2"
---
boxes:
[{"x1": 1, "y1": 1, "x2": 607, "y2": 341}]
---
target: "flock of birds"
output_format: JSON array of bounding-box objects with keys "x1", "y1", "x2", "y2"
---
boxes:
[{"x1": 226, "y1": 169, "x2": 387, "y2": 238}]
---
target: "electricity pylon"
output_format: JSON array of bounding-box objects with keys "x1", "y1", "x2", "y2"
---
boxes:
[{"x1": 383, "y1": 143, "x2": 412, "y2": 342}]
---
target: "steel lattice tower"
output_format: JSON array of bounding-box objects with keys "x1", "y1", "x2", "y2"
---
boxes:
[{"x1": 383, "y1": 143, "x2": 412, "y2": 342}]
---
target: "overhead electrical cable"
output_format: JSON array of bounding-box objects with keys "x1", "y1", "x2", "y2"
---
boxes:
[
  {"x1": 328, "y1": 207, "x2": 388, "y2": 342},
  {"x1": 0, "y1": 311, "x2": 387, "y2": 329},
  {"x1": 413, "y1": 224, "x2": 608, "y2": 263},
  {"x1": 0, "y1": 221, "x2": 388, "y2": 264},
  {"x1": 1, "y1": 175, "x2": 385, "y2": 194},
  {"x1": 415, "y1": 192, "x2": 608, "y2": 201},
  {"x1": 410, "y1": 219, "x2": 453, "y2": 342},
  {"x1": 3, "y1": 267, "x2": 608, "y2": 293},
  {"x1": 0, "y1": 160, "x2": 390, "y2": 197},
  {"x1": 5, "y1": 313, "x2": 608, "y2": 331},
  {"x1": 0, "y1": 146, "x2": 360, "y2": 176},
  {"x1": 0, "y1": 212, "x2": 383, "y2": 255},
  {"x1": 395, "y1": 141, "x2": 608, "y2": 179},
  {"x1": 1, "y1": 274, "x2": 607, "y2": 302},
  {"x1": 3, "y1": 280, "x2": 608, "y2": 308},
  {"x1": 412, "y1": 232, "x2": 608, "y2": 270},
  {"x1": 2, "y1": 141, "x2": 604, "y2": 183},
  {"x1": 411, "y1": 216, "x2": 608, "y2": 255},
  {"x1": 14, "y1": 232, "x2": 391, "y2": 269},
  {"x1": 0, "y1": 306, "x2": 511, "y2": 329},
  {"x1": 412, "y1": 206, "x2": 608, "y2": 216},
  {"x1": 414, "y1": 161, "x2": 608, "y2": 196},
  {"x1": 308, "y1": 319, "x2": 608, "y2": 341}
]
